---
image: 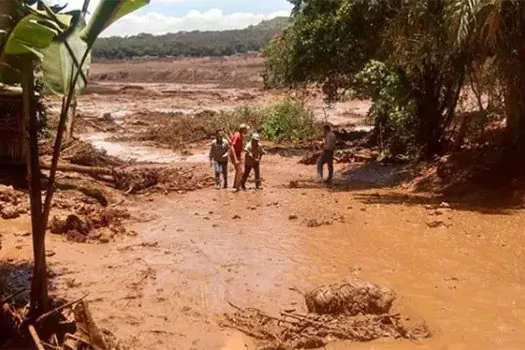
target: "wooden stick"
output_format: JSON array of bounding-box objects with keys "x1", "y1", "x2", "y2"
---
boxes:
[
  {"x1": 227, "y1": 300, "x2": 244, "y2": 312},
  {"x1": 36, "y1": 293, "x2": 88, "y2": 325},
  {"x1": 85, "y1": 119, "x2": 108, "y2": 132},
  {"x1": 288, "y1": 286, "x2": 304, "y2": 295},
  {"x1": 40, "y1": 340, "x2": 61, "y2": 350},
  {"x1": 40, "y1": 162, "x2": 113, "y2": 176},
  {"x1": 0, "y1": 288, "x2": 28, "y2": 304},
  {"x1": 65, "y1": 332, "x2": 92, "y2": 346},
  {"x1": 28, "y1": 324, "x2": 45, "y2": 350},
  {"x1": 227, "y1": 301, "x2": 300, "y2": 328},
  {"x1": 52, "y1": 333, "x2": 59, "y2": 346}
]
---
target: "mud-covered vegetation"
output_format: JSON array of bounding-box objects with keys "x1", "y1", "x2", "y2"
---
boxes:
[
  {"x1": 263, "y1": 0, "x2": 525, "y2": 160},
  {"x1": 139, "y1": 99, "x2": 321, "y2": 150},
  {"x1": 224, "y1": 281, "x2": 429, "y2": 349}
]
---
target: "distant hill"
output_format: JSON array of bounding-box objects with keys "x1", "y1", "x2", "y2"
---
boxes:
[{"x1": 92, "y1": 17, "x2": 290, "y2": 60}]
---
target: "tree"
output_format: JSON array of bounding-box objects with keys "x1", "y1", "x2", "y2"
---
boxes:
[
  {"x1": 448, "y1": 0, "x2": 525, "y2": 150},
  {"x1": 0, "y1": 0, "x2": 149, "y2": 318},
  {"x1": 91, "y1": 17, "x2": 290, "y2": 59},
  {"x1": 263, "y1": 0, "x2": 468, "y2": 158},
  {"x1": 385, "y1": 0, "x2": 466, "y2": 156}
]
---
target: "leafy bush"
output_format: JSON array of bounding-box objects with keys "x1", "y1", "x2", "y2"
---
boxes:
[
  {"x1": 354, "y1": 60, "x2": 416, "y2": 156},
  {"x1": 261, "y1": 98, "x2": 319, "y2": 142},
  {"x1": 209, "y1": 107, "x2": 262, "y2": 136},
  {"x1": 142, "y1": 100, "x2": 319, "y2": 150}
]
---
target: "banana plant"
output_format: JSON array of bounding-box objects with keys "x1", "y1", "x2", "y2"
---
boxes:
[{"x1": 0, "y1": 0, "x2": 149, "y2": 317}]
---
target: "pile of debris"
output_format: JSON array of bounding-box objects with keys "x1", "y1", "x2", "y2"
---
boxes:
[
  {"x1": 1, "y1": 292, "x2": 124, "y2": 350},
  {"x1": 49, "y1": 206, "x2": 130, "y2": 243},
  {"x1": 61, "y1": 140, "x2": 126, "y2": 168},
  {"x1": 113, "y1": 166, "x2": 213, "y2": 194},
  {"x1": 0, "y1": 185, "x2": 28, "y2": 220},
  {"x1": 223, "y1": 281, "x2": 430, "y2": 349},
  {"x1": 137, "y1": 111, "x2": 212, "y2": 151}
]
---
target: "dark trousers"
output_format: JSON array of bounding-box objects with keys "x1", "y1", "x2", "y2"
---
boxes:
[
  {"x1": 242, "y1": 162, "x2": 261, "y2": 188},
  {"x1": 214, "y1": 161, "x2": 228, "y2": 187},
  {"x1": 317, "y1": 150, "x2": 334, "y2": 182}
]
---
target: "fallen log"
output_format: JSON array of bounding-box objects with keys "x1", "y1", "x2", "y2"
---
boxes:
[{"x1": 40, "y1": 162, "x2": 113, "y2": 177}]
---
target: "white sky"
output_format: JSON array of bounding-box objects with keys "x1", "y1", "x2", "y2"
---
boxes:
[{"x1": 51, "y1": 0, "x2": 292, "y2": 37}]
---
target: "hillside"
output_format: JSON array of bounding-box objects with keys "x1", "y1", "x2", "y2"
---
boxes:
[{"x1": 92, "y1": 17, "x2": 289, "y2": 60}]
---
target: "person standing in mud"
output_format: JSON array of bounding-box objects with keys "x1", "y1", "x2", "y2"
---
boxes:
[
  {"x1": 209, "y1": 130, "x2": 230, "y2": 189},
  {"x1": 317, "y1": 124, "x2": 337, "y2": 184},
  {"x1": 230, "y1": 124, "x2": 248, "y2": 192},
  {"x1": 241, "y1": 133, "x2": 265, "y2": 190}
]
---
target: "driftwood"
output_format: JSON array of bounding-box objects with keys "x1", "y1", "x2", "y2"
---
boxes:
[
  {"x1": 36, "y1": 293, "x2": 88, "y2": 325},
  {"x1": 28, "y1": 324, "x2": 45, "y2": 350},
  {"x1": 0, "y1": 288, "x2": 27, "y2": 304},
  {"x1": 223, "y1": 281, "x2": 430, "y2": 349},
  {"x1": 73, "y1": 300, "x2": 108, "y2": 350},
  {"x1": 41, "y1": 162, "x2": 113, "y2": 176}
]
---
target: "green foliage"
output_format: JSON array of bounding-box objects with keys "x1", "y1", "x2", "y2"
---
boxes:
[
  {"x1": 261, "y1": 33, "x2": 296, "y2": 89},
  {"x1": 210, "y1": 107, "x2": 263, "y2": 137},
  {"x1": 209, "y1": 99, "x2": 319, "y2": 143},
  {"x1": 263, "y1": 0, "x2": 400, "y2": 101},
  {"x1": 261, "y1": 98, "x2": 319, "y2": 142},
  {"x1": 354, "y1": 60, "x2": 416, "y2": 156},
  {"x1": 263, "y1": 0, "x2": 471, "y2": 158},
  {"x1": 92, "y1": 17, "x2": 289, "y2": 59}
]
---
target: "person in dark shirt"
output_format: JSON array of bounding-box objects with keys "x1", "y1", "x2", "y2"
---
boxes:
[
  {"x1": 317, "y1": 124, "x2": 337, "y2": 184},
  {"x1": 209, "y1": 130, "x2": 229, "y2": 189}
]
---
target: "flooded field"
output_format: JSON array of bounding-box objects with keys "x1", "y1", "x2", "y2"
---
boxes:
[{"x1": 2, "y1": 56, "x2": 525, "y2": 350}]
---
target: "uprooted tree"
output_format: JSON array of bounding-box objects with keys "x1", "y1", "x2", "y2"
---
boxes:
[
  {"x1": 0, "y1": 0, "x2": 149, "y2": 320},
  {"x1": 263, "y1": 0, "x2": 525, "y2": 158}
]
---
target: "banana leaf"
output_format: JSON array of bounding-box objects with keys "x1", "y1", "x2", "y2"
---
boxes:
[
  {"x1": 3, "y1": 14, "x2": 58, "y2": 55},
  {"x1": 0, "y1": 0, "x2": 149, "y2": 93},
  {"x1": 39, "y1": 20, "x2": 90, "y2": 95},
  {"x1": 80, "y1": 0, "x2": 150, "y2": 46}
]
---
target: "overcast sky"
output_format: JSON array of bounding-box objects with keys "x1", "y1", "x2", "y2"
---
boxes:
[{"x1": 51, "y1": 0, "x2": 292, "y2": 37}]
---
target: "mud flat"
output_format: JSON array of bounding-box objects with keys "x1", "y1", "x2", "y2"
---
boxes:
[{"x1": 2, "y1": 56, "x2": 524, "y2": 350}]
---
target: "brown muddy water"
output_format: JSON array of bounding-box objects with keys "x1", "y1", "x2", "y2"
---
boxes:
[
  {"x1": 2, "y1": 154, "x2": 525, "y2": 349},
  {"x1": 4, "y1": 74, "x2": 524, "y2": 348}
]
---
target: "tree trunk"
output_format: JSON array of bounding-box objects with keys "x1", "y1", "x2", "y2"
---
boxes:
[
  {"x1": 63, "y1": 97, "x2": 77, "y2": 142},
  {"x1": 504, "y1": 72, "x2": 525, "y2": 152},
  {"x1": 22, "y1": 62, "x2": 48, "y2": 316},
  {"x1": 40, "y1": 161, "x2": 113, "y2": 177}
]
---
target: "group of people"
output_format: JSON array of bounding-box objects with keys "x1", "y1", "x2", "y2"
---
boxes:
[
  {"x1": 208, "y1": 123, "x2": 337, "y2": 192},
  {"x1": 208, "y1": 124, "x2": 265, "y2": 192}
]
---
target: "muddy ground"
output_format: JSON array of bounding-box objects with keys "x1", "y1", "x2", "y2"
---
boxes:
[{"x1": 2, "y1": 56, "x2": 525, "y2": 350}]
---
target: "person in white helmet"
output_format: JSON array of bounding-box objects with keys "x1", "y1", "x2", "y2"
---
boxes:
[{"x1": 242, "y1": 132, "x2": 265, "y2": 190}]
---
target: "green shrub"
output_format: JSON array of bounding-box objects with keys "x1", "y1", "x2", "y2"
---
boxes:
[
  {"x1": 261, "y1": 99, "x2": 319, "y2": 142},
  {"x1": 354, "y1": 60, "x2": 417, "y2": 157},
  {"x1": 209, "y1": 106, "x2": 262, "y2": 136}
]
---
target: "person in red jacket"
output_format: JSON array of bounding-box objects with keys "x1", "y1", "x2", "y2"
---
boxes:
[{"x1": 230, "y1": 123, "x2": 248, "y2": 192}]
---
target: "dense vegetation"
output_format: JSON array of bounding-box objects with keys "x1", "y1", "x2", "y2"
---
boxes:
[
  {"x1": 263, "y1": 0, "x2": 524, "y2": 159},
  {"x1": 93, "y1": 17, "x2": 289, "y2": 59}
]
